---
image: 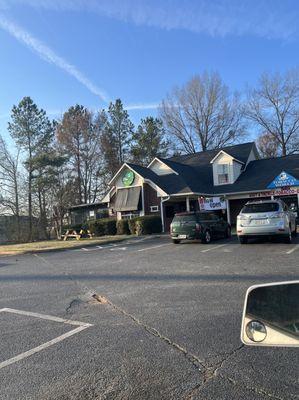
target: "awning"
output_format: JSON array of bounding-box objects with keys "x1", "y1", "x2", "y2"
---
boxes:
[{"x1": 114, "y1": 186, "x2": 141, "y2": 212}]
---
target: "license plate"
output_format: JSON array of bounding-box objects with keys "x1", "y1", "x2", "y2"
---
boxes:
[
  {"x1": 178, "y1": 235, "x2": 187, "y2": 239},
  {"x1": 253, "y1": 219, "x2": 268, "y2": 225}
]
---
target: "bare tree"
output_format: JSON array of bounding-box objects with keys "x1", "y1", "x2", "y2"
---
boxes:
[
  {"x1": 257, "y1": 132, "x2": 279, "y2": 159},
  {"x1": 56, "y1": 105, "x2": 105, "y2": 204},
  {"x1": 0, "y1": 135, "x2": 21, "y2": 240},
  {"x1": 245, "y1": 70, "x2": 299, "y2": 156},
  {"x1": 160, "y1": 72, "x2": 244, "y2": 153}
]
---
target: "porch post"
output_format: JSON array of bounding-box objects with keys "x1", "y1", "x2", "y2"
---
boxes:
[
  {"x1": 226, "y1": 198, "x2": 231, "y2": 225},
  {"x1": 186, "y1": 196, "x2": 190, "y2": 212},
  {"x1": 141, "y1": 184, "x2": 145, "y2": 216},
  {"x1": 160, "y1": 198, "x2": 165, "y2": 232}
]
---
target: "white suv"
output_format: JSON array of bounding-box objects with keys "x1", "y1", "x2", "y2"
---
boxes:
[{"x1": 237, "y1": 199, "x2": 297, "y2": 244}]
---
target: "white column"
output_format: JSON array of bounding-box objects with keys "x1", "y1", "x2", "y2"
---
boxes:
[
  {"x1": 186, "y1": 196, "x2": 190, "y2": 212},
  {"x1": 297, "y1": 193, "x2": 299, "y2": 209},
  {"x1": 160, "y1": 198, "x2": 165, "y2": 232},
  {"x1": 140, "y1": 184, "x2": 145, "y2": 216},
  {"x1": 226, "y1": 199, "x2": 231, "y2": 225}
]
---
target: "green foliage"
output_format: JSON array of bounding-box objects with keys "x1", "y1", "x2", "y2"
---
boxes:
[
  {"x1": 8, "y1": 96, "x2": 56, "y2": 241},
  {"x1": 116, "y1": 219, "x2": 130, "y2": 235},
  {"x1": 128, "y1": 215, "x2": 162, "y2": 236},
  {"x1": 88, "y1": 218, "x2": 117, "y2": 236},
  {"x1": 130, "y1": 117, "x2": 169, "y2": 166},
  {"x1": 128, "y1": 218, "x2": 138, "y2": 235},
  {"x1": 100, "y1": 99, "x2": 134, "y2": 178}
]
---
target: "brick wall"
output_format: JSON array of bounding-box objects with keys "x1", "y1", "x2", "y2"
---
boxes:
[{"x1": 143, "y1": 183, "x2": 160, "y2": 215}]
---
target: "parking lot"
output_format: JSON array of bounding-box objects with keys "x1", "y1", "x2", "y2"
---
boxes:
[{"x1": 0, "y1": 234, "x2": 298, "y2": 400}]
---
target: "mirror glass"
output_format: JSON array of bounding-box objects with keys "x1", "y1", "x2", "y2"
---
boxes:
[{"x1": 242, "y1": 282, "x2": 299, "y2": 346}]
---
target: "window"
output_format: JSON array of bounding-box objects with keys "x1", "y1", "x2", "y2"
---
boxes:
[
  {"x1": 150, "y1": 205, "x2": 159, "y2": 213},
  {"x1": 242, "y1": 202, "x2": 279, "y2": 213},
  {"x1": 217, "y1": 164, "x2": 229, "y2": 184}
]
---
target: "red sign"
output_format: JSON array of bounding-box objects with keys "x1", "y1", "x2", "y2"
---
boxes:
[{"x1": 249, "y1": 187, "x2": 299, "y2": 198}]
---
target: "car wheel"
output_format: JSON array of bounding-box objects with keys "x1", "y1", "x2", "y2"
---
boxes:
[
  {"x1": 225, "y1": 226, "x2": 231, "y2": 238},
  {"x1": 172, "y1": 239, "x2": 181, "y2": 244},
  {"x1": 202, "y1": 230, "x2": 211, "y2": 244},
  {"x1": 239, "y1": 236, "x2": 247, "y2": 244}
]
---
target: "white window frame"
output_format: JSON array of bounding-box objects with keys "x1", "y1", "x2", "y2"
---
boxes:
[
  {"x1": 217, "y1": 164, "x2": 230, "y2": 184},
  {"x1": 150, "y1": 205, "x2": 159, "y2": 213},
  {"x1": 121, "y1": 212, "x2": 140, "y2": 220}
]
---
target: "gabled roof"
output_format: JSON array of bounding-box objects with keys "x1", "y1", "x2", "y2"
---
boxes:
[
  {"x1": 106, "y1": 143, "x2": 299, "y2": 197},
  {"x1": 170, "y1": 142, "x2": 256, "y2": 166},
  {"x1": 147, "y1": 157, "x2": 178, "y2": 175},
  {"x1": 109, "y1": 162, "x2": 168, "y2": 196},
  {"x1": 209, "y1": 150, "x2": 245, "y2": 164},
  {"x1": 211, "y1": 153, "x2": 299, "y2": 194}
]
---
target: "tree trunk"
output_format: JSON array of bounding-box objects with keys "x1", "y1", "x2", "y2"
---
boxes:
[
  {"x1": 28, "y1": 167, "x2": 33, "y2": 242},
  {"x1": 15, "y1": 180, "x2": 20, "y2": 242},
  {"x1": 282, "y1": 141, "x2": 287, "y2": 156}
]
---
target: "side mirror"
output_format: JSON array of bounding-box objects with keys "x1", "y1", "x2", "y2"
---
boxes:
[{"x1": 241, "y1": 281, "x2": 299, "y2": 347}]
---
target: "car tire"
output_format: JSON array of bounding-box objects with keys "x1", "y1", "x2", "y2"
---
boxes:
[
  {"x1": 172, "y1": 239, "x2": 181, "y2": 244},
  {"x1": 202, "y1": 230, "x2": 211, "y2": 244},
  {"x1": 225, "y1": 226, "x2": 231, "y2": 238},
  {"x1": 239, "y1": 236, "x2": 248, "y2": 244}
]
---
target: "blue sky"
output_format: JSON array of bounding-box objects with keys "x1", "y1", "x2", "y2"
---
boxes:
[{"x1": 1, "y1": 0, "x2": 299, "y2": 144}]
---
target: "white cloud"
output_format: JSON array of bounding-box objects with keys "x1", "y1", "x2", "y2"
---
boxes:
[
  {"x1": 0, "y1": 14, "x2": 109, "y2": 102},
  {"x1": 0, "y1": 0, "x2": 297, "y2": 40},
  {"x1": 125, "y1": 102, "x2": 159, "y2": 111}
]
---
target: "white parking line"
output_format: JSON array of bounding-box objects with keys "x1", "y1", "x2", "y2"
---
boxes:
[
  {"x1": 137, "y1": 243, "x2": 172, "y2": 252},
  {"x1": 0, "y1": 308, "x2": 92, "y2": 370},
  {"x1": 201, "y1": 244, "x2": 227, "y2": 253},
  {"x1": 110, "y1": 247, "x2": 127, "y2": 252},
  {"x1": 286, "y1": 244, "x2": 299, "y2": 255}
]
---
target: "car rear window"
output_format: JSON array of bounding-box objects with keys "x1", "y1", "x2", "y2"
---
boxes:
[
  {"x1": 242, "y1": 203, "x2": 279, "y2": 213},
  {"x1": 197, "y1": 212, "x2": 215, "y2": 220},
  {"x1": 173, "y1": 215, "x2": 196, "y2": 222}
]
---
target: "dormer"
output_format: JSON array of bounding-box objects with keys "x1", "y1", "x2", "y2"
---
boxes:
[
  {"x1": 147, "y1": 157, "x2": 178, "y2": 176},
  {"x1": 210, "y1": 150, "x2": 244, "y2": 186}
]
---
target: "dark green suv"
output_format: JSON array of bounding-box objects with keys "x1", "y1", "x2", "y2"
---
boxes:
[{"x1": 170, "y1": 212, "x2": 231, "y2": 244}]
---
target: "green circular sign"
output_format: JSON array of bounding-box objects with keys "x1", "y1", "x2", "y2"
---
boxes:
[{"x1": 122, "y1": 170, "x2": 135, "y2": 186}]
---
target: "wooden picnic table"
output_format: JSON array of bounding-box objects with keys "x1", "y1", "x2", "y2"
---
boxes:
[{"x1": 61, "y1": 229, "x2": 93, "y2": 241}]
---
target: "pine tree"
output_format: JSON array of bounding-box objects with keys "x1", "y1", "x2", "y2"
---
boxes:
[
  {"x1": 8, "y1": 96, "x2": 55, "y2": 241},
  {"x1": 130, "y1": 117, "x2": 169, "y2": 166},
  {"x1": 100, "y1": 99, "x2": 134, "y2": 177}
]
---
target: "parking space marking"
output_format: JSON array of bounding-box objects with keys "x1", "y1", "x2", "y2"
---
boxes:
[
  {"x1": 137, "y1": 243, "x2": 172, "y2": 252},
  {"x1": 286, "y1": 244, "x2": 299, "y2": 255},
  {"x1": 110, "y1": 247, "x2": 127, "y2": 252},
  {"x1": 0, "y1": 308, "x2": 92, "y2": 370},
  {"x1": 201, "y1": 244, "x2": 227, "y2": 253}
]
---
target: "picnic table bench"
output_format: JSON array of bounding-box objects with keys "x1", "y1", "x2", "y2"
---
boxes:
[{"x1": 61, "y1": 229, "x2": 93, "y2": 241}]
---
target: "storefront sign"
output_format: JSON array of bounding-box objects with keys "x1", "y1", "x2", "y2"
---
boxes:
[
  {"x1": 267, "y1": 171, "x2": 299, "y2": 189},
  {"x1": 122, "y1": 170, "x2": 135, "y2": 187},
  {"x1": 199, "y1": 197, "x2": 227, "y2": 211},
  {"x1": 249, "y1": 187, "x2": 299, "y2": 198}
]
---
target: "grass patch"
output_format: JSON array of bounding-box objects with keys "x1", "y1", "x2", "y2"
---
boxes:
[{"x1": 0, "y1": 235, "x2": 131, "y2": 255}]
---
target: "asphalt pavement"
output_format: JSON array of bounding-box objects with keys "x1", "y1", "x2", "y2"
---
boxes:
[{"x1": 0, "y1": 234, "x2": 298, "y2": 399}]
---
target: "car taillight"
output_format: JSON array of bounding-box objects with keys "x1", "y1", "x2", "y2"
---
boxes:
[
  {"x1": 271, "y1": 212, "x2": 284, "y2": 218},
  {"x1": 195, "y1": 223, "x2": 201, "y2": 232}
]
